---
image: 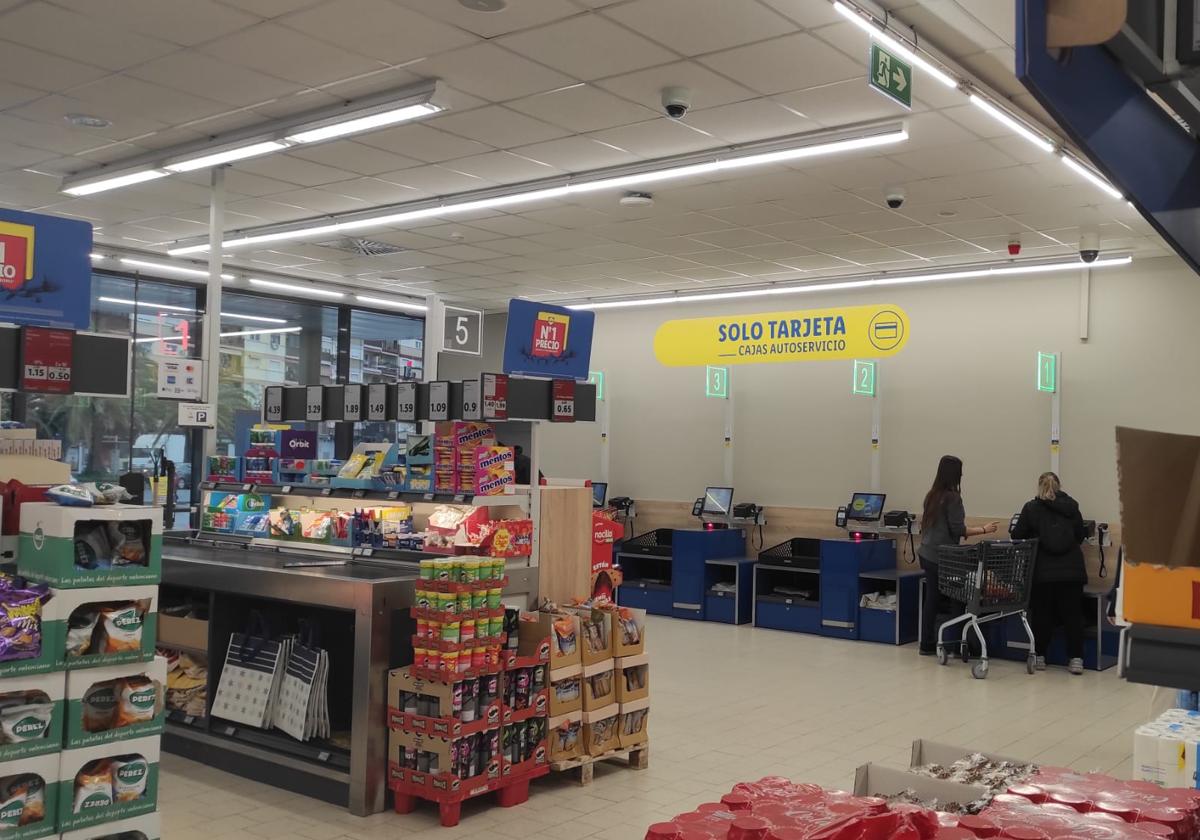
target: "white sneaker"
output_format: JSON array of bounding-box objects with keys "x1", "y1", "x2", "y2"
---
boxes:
[
  {"x1": 1068, "y1": 658, "x2": 1084, "y2": 675},
  {"x1": 1035, "y1": 656, "x2": 1046, "y2": 671}
]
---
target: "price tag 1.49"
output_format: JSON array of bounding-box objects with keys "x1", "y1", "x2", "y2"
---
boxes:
[{"x1": 367, "y1": 383, "x2": 389, "y2": 421}]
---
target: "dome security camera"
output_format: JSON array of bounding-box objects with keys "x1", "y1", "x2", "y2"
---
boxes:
[
  {"x1": 661, "y1": 86, "x2": 692, "y2": 119},
  {"x1": 1080, "y1": 229, "x2": 1100, "y2": 263}
]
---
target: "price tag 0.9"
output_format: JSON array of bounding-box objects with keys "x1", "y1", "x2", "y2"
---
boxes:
[
  {"x1": 367, "y1": 383, "x2": 389, "y2": 421},
  {"x1": 305, "y1": 386, "x2": 325, "y2": 422},
  {"x1": 342, "y1": 384, "x2": 363, "y2": 422},
  {"x1": 462, "y1": 378, "x2": 482, "y2": 420},
  {"x1": 396, "y1": 382, "x2": 417, "y2": 422},
  {"x1": 428, "y1": 381, "x2": 450, "y2": 421}
]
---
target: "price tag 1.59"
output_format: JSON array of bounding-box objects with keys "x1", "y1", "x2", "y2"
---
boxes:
[
  {"x1": 305, "y1": 385, "x2": 324, "y2": 422},
  {"x1": 342, "y1": 384, "x2": 363, "y2": 421},
  {"x1": 396, "y1": 382, "x2": 417, "y2": 422},
  {"x1": 428, "y1": 381, "x2": 450, "y2": 421},
  {"x1": 462, "y1": 378, "x2": 481, "y2": 420},
  {"x1": 367, "y1": 383, "x2": 389, "y2": 421}
]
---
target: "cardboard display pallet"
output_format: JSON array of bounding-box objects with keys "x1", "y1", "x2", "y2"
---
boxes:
[
  {"x1": 390, "y1": 763, "x2": 549, "y2": 827},
  {"x1": 549, "y1": 744, "x2": 648, "y2": 786}
]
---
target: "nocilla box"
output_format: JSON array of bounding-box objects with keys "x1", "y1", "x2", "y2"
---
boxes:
[
  {"x1": 0, "y1": 752, "x2": 60, "y2": 839},
  {"x1": 0, "y1": 591, "x2": 64, "y2": 678},
  {"x1": 0, "y1": 671, "x2": 64, "y2": 761},
  {"x1": 548, "y1": 711, "x2": 582, "y2": 762},
  {"x1": 582, "y1": 703, "x2": 619, "y2": 757},
  {"x1": 60, "y1": 811, "x2": 160, "y2": 840},
  {"x1": 615, "y1": 653, "x2": 649, "y2": 703},
  {"x1": 581, "y1": 659, "x2": 615, "y2": 711},
  {"x1": 57, "y1": 586, "x2": 159, "y2": 671},
  {"x1": 18, "y1": 504, "x2": 162, "y2": 588},
  {"x1": 64, "y1": 657, "x2": 166, "y2": 749},
  {"x1": 1116, "y1": 426, "x2": 1200, "y2": 629},
  {"x1": 618, "y1": 696, "x2": 649, "y2": 749},
  {"x1": 57, "y1": 735, "x2": 159, "y2": 832},
  {"x1": 548, "y1": 662, "x2": 582, "y2": 717}
]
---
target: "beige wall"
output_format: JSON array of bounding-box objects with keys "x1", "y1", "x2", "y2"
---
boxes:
[{"x1": 443, "y1": 255, "x2": 1200, "y2": 524}]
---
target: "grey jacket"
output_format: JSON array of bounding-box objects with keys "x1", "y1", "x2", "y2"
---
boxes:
[{"x1": 918, "y1": 491, "x2": 966, "y2": 565}]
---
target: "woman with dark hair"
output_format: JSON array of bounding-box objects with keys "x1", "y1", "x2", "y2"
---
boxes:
[{"x1": 917, "y1": 455, "x2": 1000, "y2": 655}]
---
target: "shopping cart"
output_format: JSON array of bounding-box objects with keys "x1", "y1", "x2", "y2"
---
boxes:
[{"x1": 935, "y1": 540, "x2": 1038, "y2": 679}]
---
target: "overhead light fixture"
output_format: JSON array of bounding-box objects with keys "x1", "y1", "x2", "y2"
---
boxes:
[
  {"x1": 60, "y1": 80, "x2": 444, "y2": 196},
  {"x1": 169, "y1": 124, "x2": 909, "y2": 255},
  {"x1": 119, "y1": 257, "x2": 233, "y2": 281},
  {"x1": 569, "y1": 255, "x2": 1133, "y2": 310},
  {"x1": 89, "y1": 253, "x2": 104, "y2": 260},
  {"x1": 63, "y1": 169, "x2": 167, "y2": 196},
  {"x1": 220, "y1": 312, "x2": 289, "y2": 324},
  {"x1": 833, "y1": 2, "x2": 958, "y2": 88},
  {"x1": 285, "y1": 103, "x2": 441, "y2": 144},
  {"x1": 100, "y1": 294, "x2": 288, "y2": 323},
  {"x1": 134, "y1": 326, "x2": 301, "y2": 344},
  {"x1": 354, "y1": 295, "x2": 428, "y2": 312},
  {"x1": 165, "y1": 141, "x2": 288, "y2": 173},
  {"x1": 248, "y1": 277, "x2": 346, "y2": 299},
  {"x1": 1061, "y1": 154, "x2": 1123, "y2": 199},
  {"x1": 968, "y1": 95, "x2": 1055, "y2": 153}
]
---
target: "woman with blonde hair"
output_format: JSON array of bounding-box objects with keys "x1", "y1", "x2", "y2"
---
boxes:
[{"x1": 1012, "y1": 472, "x2": 1088, "y2": 674}]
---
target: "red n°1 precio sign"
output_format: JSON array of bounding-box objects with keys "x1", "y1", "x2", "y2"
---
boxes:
[{"x1": 20, "y1": 326, "x2": 73, "y2": 393}]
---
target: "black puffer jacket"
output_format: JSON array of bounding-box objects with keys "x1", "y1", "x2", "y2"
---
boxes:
[{"x1": 1012, "y1": 492, "x2": 1087, "y2": 583}]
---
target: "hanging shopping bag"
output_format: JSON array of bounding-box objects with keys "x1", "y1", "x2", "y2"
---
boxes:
[
  {"x1": 211, "y1": 612, "x2": 286, "y2": 728},
  {"x1": 273, "y1": 620, "x2": 328, "y2": 742}
]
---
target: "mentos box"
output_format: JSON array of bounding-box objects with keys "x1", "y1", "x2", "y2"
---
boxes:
[{"x1": 474, "y1": 447, "x2": 515, "y2": 497}]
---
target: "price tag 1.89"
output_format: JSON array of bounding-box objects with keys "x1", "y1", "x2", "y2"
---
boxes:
[
  {"x1": 367, "y1": 383, "x2": 389, "y2": 421},
  {"x1": 396, "y1": 382, "x2": 417, "y2": 422},
  {"x1": 342, "y1": 384, "x2": 363, "y2": 422},
  {"x1": 428, "y1": 381, "x2": 450, "y2": 421}
]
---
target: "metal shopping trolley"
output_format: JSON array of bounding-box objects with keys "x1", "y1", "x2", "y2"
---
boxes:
[{"x1": 935, "y1": 540, "x2": 1038, "y2": 679}]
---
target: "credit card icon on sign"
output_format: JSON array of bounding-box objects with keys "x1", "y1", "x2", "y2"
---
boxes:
[
  {"x1": 874, "y1": 320, "x2": 898, "y2": 340},
  {"x1": 868, "y1": 309, "x2": 905, "y2": 351}
]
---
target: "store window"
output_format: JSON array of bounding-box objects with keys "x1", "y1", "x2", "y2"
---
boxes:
[{"x1": 350, "y1": 309, "x2": 424, "y2": 446}]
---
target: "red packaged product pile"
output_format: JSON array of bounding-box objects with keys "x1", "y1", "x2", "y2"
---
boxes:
[
  {"x1": 645, "y1": 780, "x2": 942, "y2": 840},
  {"x1": 978, "y1": 768, "x2": 1200, "y2": 840}
]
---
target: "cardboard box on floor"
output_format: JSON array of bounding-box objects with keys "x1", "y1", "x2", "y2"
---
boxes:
[
  {"x1": 618, "y1": 696, "x2": 649, "y2": 749},
  {"x1": 518, "y1": 611, "x2": 580, "y2": 669},
  {"x1": 57, "y1": 735, "x2": 160, "y2": 832},
  {"x1": 615, "y1": 653, "x2": 649, "y2": 703},
  {"x1": 0, "y1": 752, "x2": 59, "y2": 840},
  {"x1": 64, "y1": 656, "x2": 167, "y2": 748},
  {"x1": 611, "y1": 606, "x2": 646, "y2": 657},
  {"x1": 548, "y1": 710, "x2": 583, "y2": 762},
  {"x1": 0, "y1": 671, "x2": 64, "y2": 761},
  {"x1": 853, "y1": 763, "x2": 987, "y2": 810},
  {"x1": 581, "y1": 659, "x2": 615, "y2": 710},
  {"x1": 582, "y1": 703, "x2": 619, "y2": 757},
  {"x1": 563, "y1": 606, "x2": 612, "y2": 666},
  {"x1": 548, "y1": 662, "x2": 582, "y2": 717},
  {"x1": 1116, "y1": 426, "x2": 1200, "y2": 629},
  {"x1": 909, "y1": 739, "x2": 1025, "y2": 768},
  {"x1": 60, "y1": 811, "x2": 160, "y2": 840}
]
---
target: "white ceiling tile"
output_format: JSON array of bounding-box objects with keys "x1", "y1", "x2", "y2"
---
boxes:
[
  {"x1": 464, "y1": 215, "x2": 562, "y2": 237},
  {"x1": 52, "y1": 0, "x2": 260, "y2": 46},
  {"x1": 891, "y1": 141, "x2": 1020, "y2": 177},
  {"x1": 836, "y1": 247, "x2": 922, "y2": 265},
  {"x1": 735, "y1": 241, "x2": 817, "y2": 261},
  {"x1": 224, "y1": 197, "x2": 316, "y2": 222},
  {"x1": 287, "y1": 142, "x2": 423, "y2": 177},
  {"x1": 685, "y1": 99, "x2": 819, "y2": 144},
  {"x1": 0, "y1": 2, "x2": 177, "y2": 71},
  {"x1": 602, "y1": 0, "x2": 796, "y2": 55},
  {"x1": 775, "y1": 190, "x2": 876, "y2": 217},
  {"x1": 578, "y1": 242, "x2": 659, "y2": 260},
  {"x1": 280, "y1": 0, "x2": 477, "y2": 64},
  {"x1": 757, "y1": 218, "x2": 846, "y2": 241},
  {"x1": 236, "y1": 154, "x2": 360, "y2": 187},
  {"x1": 588, "y1": 118, "x2": 722, "y2": 158},
  {"x1": 700, "y1": 33, "x2": 861, "y2": 95},
  {"x1": 901, "y1": 240, "x2": 989, "y2": 258},
  {"x1": 7, "y1": 94, "x2": 170, "y2": 143},
  {"x1": 379, "y1": 164, "x2": 494, "y2": 194},
  {"x1": 423, "y1": 243, "x2": 509, "y2": 262},
  {"x1": 807, "y1": 158, "x2": 923, "y2": 191},
  {"x1": 936, "y1": 217, "x2": 1023, "y2": 239},
  {"x1": 889, "y1": 2, "x2": 1006, "y2": 56},
  {"x1": 899, "y1": 199, "x2": 1001, "y2": 224},
  {"x1": 265, "y1": 187, "x2": 373, "y2": 214},
  {"x1": 512, "y1": 136, "x2": 639, "y2": 171},
  {"x1": 198, "y1": 22, "x2": 383, "y2": 86},
  {"x1": 433, "y1": 106, "x2": 569, "y2": 148},
  {"x1": 868, "y1": 226, "x2": 955, "y2": 247},
  {"x1": 723, "y1": 260, "x2": 795, "y2": 276},
  {"x1": 818, "y1": 209, "x2": 916, "y2": 234},
  {"x1": 420, "y1": 42, "x2": 577, "y2": 102},
  {"x1": 507, "y1": 85, "x2": 659, "y2": 134},
  {"x1": 668, "y1": 265, "x2": 743, "y2": 281},
  {"x1": 478, "y1": 237, "x2": 553, "y2": 256},
  {"x1": 691, "y1": 228, "x2": 779, "y2": 249},
  {"x1": 444, "y1": 151, "x2": 563, "y2": 183},
  {"x1": 704, "y1": 203, "x2": 800, "y2": 227},
  {"x1": 758, "y1": 0, "x2": 843, "y2": 28},
  {"x1": 526, "y1": 228, "x2": 611, "y2": 248},
  {"x1": 213, "y1": 0, "x2": 320, "y2": 17},
  {"x1": 0, "y1": 115, "x2": 113, "y2": 156},
  {"x1": 127, "y1": 52, "x2": 303, "y2": 107},
  {"x1": 0, "y1": 82, "x2": 50, "y2": 111},
  {"x1": 773, "y1": 79, "x2": 906, "y2": 127},
  {"x1": 394, "y1": 0, "x2": 581, "y2": 37},
  {"x1": 596, "y1": 60, "x2": 756, "y2": 113},
  {"x1": 0, "y1": 139, "x2": 63, "y2": 169},
  {"x1": 644, "y1": 213, "x2": 730, "y2": 235},
  {"x1": 51, "y1": 76, "x2": 231, "y2": 127},
  {"x1": 793, "y1": 232, "x2": 878, "y2": 251},
  {"x1": 357, "y1": 124, "x2": 492, "y2": 164},
  {"x1": 0, "y1": 43, "x2": 108, "y2": 92},
  {"x1": 774, "y1": 253, "x2": 858, "y2": 271},
  {"x1": 497, "y1": 15, "x2": 677, "y2": 81}
]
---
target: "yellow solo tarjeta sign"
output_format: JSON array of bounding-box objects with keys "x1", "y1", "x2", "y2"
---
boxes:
[{"x1": 653, "y1": 303, "x2": 910, "y2": 367}]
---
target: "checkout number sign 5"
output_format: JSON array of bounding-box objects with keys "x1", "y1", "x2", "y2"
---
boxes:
[{"x1": 443, "y1": 306, "x2": 482, "y2": 356}]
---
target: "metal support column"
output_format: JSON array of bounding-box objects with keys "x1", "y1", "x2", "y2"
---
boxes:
[
  {"x1": 870, "y1": 375, "x2": 882, "y2": 492},
  {"x1": 723, "y1": 374, "x2": 734, "y2": 486},
  {"x1": 333, "y1": 307, "x2": 353, "y2": 460},
  {"x1": 1050, "y1": 353, "x2": 1062, "y2": 474},
  {"x1": 598, "y1": 386, "x2": 610, "y2": 483},
  {"x1": 201, "y1": 167, "x2": 225, "y2": 458},
  {"x1": 1079, "y1": 267, "x2": 1091, "y2": 341}
]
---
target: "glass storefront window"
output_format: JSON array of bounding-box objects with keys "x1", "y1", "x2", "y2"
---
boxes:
[{"x1": 350, "y1": 309, "x2": 425, "y2": 445}]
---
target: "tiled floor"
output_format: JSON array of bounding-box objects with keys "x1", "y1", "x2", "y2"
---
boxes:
[{"x1": 160, "y1": 616, "x2": 1155, "y2": 840}]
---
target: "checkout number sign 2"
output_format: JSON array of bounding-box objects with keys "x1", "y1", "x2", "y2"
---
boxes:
[{"x1": 443, "y1": 306, "x2": 482, "y2": 356}]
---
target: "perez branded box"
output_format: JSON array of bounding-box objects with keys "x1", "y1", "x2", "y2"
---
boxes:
[
  {"x1": 57, "y1": 735, "x2": 159, "y2": 832},
  {"x1": 0, "y1": 589, "x2": 64, "y2": 678},
  {"x1": 18, "y1": 504, "x2": 161, "y2": 588},
  {"x1": 57, "y1": 587, "x2": 158, "y2": 671},
  {"x1": 64, "y1": 657, "x2": 166, "y2": 748},
  {"x1": 0, "y1": 752, "x2": 60, "y2": 839},
  {"x1": 0, "y1": 671, "x2": 64, "y2": 761},
  {"x1": 59, "y1": 810, "x2": 160, "y2": 840}
]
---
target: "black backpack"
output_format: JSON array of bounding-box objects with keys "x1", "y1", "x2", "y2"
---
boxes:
[{"x1": 1039, "y1": 508, "x2": 1076, "y2": 554}]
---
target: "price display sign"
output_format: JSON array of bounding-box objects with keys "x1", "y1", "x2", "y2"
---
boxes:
[
  {"x1": 367, "y1": 383, "x2": 389, "y2": 421},
  {"x1": 264, "y1": 386, "x2": 284, "y2": 423},
  {"x1": 482, "y1": 372, "x2": 508, "y2": 421},
  {"x1": 462, "y1": 378, "x2": 481, "y2": 420},
  {"x1": 428, "y1": 381, "x2": 450, "y2": 421},
  {"x1": 551, "y1": 379, "x2": 575, "y2": 422},
  {"x1": 396, "y1": 382, "x2": 417, "y2": 422},
  {"x1": 20, "y1": 327, "x2": 73, "y2": 394},
  {"x1": 305, "y1": 385, "x2": 324, "y2": 422},
  {"x1": 342, "y1": 384, "x2": 363, "y2": 421}
]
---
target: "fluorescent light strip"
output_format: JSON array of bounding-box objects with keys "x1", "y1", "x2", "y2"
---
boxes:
[
  {"x1": 569, "y1": 256, "x2": 1132, "y2": 310},
  {"x1": 119, "y1": 257, "x2": 233, "y2": 281},
  {"x1": 100, "y1": 295, "x2": 288, "y2": 324},
  {"x1": 1061, "y1": 154, "x2": 1123, "y2": 199},
  {"x1": 165, "y1": 141, "x2": 288, "y2": 173},
  {"x1": 135, "y1": 326, "x2": 301, "y2": 343},
  {"x1": 286, "y1": 103, "x2": 441, "y2": 144},
  {"x1": 89, "y1": 253, "x2": 104, "y2": 261},
  {"x1": 170, "y1": 129, "x2": 909, "y2": 255},
  {"x1": 354, "y1": 295, "x2": 428, "y2": 312},
  {"x1": 968, "y1": 95, "x2": 1055, "y2": 153},
  {"x1": 833, "y1": 2, "x2": 958, "y2": 88},
  {"x1": 248, "y1": 277, "x2": 345, "y2": 299},
  {"x1": 63, "y1": 169, "x2": 167, "y2": 196}
]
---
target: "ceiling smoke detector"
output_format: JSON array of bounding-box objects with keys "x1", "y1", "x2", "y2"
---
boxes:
[
  {"x1": 66, "y1": 113, "x2": 112, "y2": 129},
  {"x1": 619, "y1": 192, "x2": 654, "y2": 208},
  {"x1": 458, "y1": 0, "x2": 507, "y2": 10}
]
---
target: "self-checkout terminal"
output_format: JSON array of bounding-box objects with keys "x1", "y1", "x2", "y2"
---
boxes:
[{"x1": 691, "y1": 486, "x2": 765, "y2": 529}]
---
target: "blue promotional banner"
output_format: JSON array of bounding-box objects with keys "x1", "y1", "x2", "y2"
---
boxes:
[
  {"x1": 502, "y1": 299, "x2": 595, "y2": 381},
  {"x1": 0, "y1": 208, "x2": 92, "y2": 330}
]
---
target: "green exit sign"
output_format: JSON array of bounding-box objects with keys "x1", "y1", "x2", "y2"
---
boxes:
[
  {"x1": 869, "y1": 42, "x2": 912, "y2": 109},
  {"x1": 587, "y1": 370, "x2": 604, "y2": 401},
  {"x1": 1037, "y1": 352, "x2": 1057, "y2": 393},
  {"x1": 852, "y1": 360, "x2": 876, "y2": 396},
  {"x1": 706, "y1": 365, "x2": 729, "y2": 399}
]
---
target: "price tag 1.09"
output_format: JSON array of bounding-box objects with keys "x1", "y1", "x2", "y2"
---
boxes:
[{"x1": 428, "y1": 381, "x2": 450, "y2": 421}]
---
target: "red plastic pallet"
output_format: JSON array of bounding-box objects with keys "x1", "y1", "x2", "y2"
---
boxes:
[{"x1": 389, "y1": 762, "x2": 549, "y2": 826}]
